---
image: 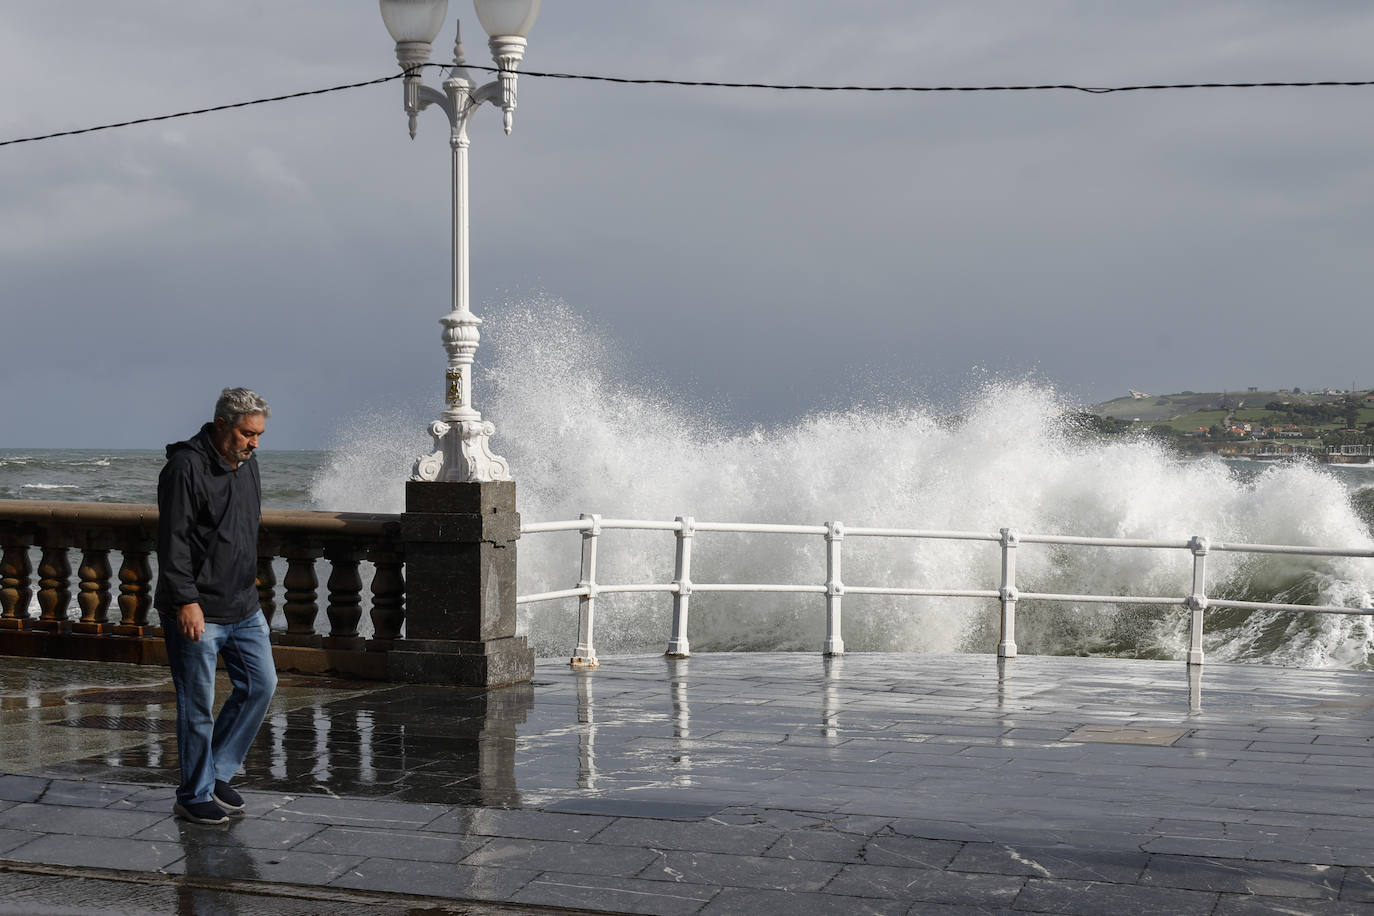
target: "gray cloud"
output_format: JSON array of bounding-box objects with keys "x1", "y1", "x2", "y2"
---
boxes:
[{"x1": 3, "y1": 2, "x2": 1373, "y2": 448}]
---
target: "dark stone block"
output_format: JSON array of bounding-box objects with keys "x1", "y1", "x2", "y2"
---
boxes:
[
  {"x1": 402, "y1": 540, "x2": 518, "y2": 641},
  {"x1": 402, "y1": 479, "x2": 523, "y2": 660},
  {"x1": 405, "y1": 479, "x2": 516, "y2": 516},
  {"x1": 384, "y1": 636, "x2": 534, "y2": 688},
  {"x1": 399, "y1": 513, "x2": 520, "y2": 543}
]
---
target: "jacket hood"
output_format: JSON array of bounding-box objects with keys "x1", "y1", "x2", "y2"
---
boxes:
[{"x1": 164, "y1": 422, "x2": 219, "y2": 461}]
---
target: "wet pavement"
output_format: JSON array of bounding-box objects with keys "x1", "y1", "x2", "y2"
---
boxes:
[{"x1": 2, "y1": 652, "x2": 1374, "y2": 914}]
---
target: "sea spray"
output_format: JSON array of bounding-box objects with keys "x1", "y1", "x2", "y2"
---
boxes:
[{"x1": 311, "y1": 298, "x2": 1374, "y2": 666}]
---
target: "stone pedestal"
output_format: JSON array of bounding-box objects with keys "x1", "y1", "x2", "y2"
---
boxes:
[{"x1": 391, "y1": 480, "x2": 533, "y2": 687}]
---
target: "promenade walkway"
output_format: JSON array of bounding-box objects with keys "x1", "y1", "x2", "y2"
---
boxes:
[{"x1": 1, "y1": 652, "x2": 1372, "y2": 914}]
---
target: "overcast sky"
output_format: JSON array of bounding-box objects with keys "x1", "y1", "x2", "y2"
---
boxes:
[{"x1": 3, "y1": 1, "x2": 1373, "y2": 450}]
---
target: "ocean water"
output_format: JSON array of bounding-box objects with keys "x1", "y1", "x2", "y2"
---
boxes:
[
  {"x1": 0, "y1": 449, "x2": 325, "y2": 508},
  {"x1": 5, "y1": 302, "x2": 1374, "y2": 667}
]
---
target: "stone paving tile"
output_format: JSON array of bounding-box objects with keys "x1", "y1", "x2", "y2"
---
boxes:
[
  {"x1": 37, "y1": 779, "x2": 140, "y2": 808},
  {"x1": 1014, "y1": 876, "x2": 1219, "y2": 914},
  {"x1": 1339, "y1": 866, "x2": 1374, "y2": 902},
  {"x1": 1174, "y1": 736, "x2": 1253, "y2": 752},
  {"x1": 1141, "y1": 854, "x2": 1345, "y2": 898},
  {"x1": 513, "y1": 871, "x2": 719, "y2": 916},
  {"x1": 716, "y1": 807, "x2": 892, "y2": 836},
  {"x1": 0, "y1": 775, "x2": 47, "y2": 803},
  {"x1": 1248, "y1": 843, "x2": 1366, "y2": 868},
  {"x1": 699, "y1": 886, "x2": 908, "y2": 916},
  {"x1": 463, "y1": 837, "x2": 659, "y2": 877},
  {"x1": 1001, "y1": 728, "x2": 1073, "y2": 741},
  {"x1": 426, "y1": 807, "x2": 614, "y2": 841},
  {"x1": 164, "y1": 844, "x2": 367, "y2": 886},
  {"x1": 3, "y1": 832, "x2": 184, "y2": 872},
  {"x1": 1310, "y1": 827, "x2": 1374, "y2": 850},
  {"x1": 762, "y1": 828, "x2": 870, "y2": 863},
  {"x1": 886, "y1": 817, "x2": 994, "y2": 844},
  {"x1": 1212, "y1": 895, "x2": 1374, "y2": 915},
  {"x1": 1314, "y1": 735, "x2": 1374, "y2": 747},
  {"x1": 1140, "y1": 835, "x2": 1258, "y2": 859},
  {"x1": 971, "y1": 826, "x2": 1157, "y2": 854},
  {"x1": 947, "y1": 843, "x2": 1148, "y2": 884},
  {"x1": 589, "y1": 817, "x2": 779, "y2": 855},
  {"x1": 543, "y1": 797, "x2": 724, "y2": 820},
  {"x1": 0, "y1": 827, "x2": 38, "y2": 856},
  {"x1": 331, "y1": 856, "x2": 540, "y2": 901},
  {"x1": 824, "y1": 862, "x2": 1024, "y2": 908},
  {"x1": 1219, "y1": 823, "x2": 1295, "y2": 843},
  {"x1": 861, "y1": 834, "x2": 963, "y2": 869},
  {"x1": 641, "y1": 849, "x2": 841, "y2": 892},
  {"x1": 295, "y1": 823, "x2": 487, "y2": 862},
  {"x1": 272, "y1": 794, "x2": 449, "y2": 829},
  {"x1": 1240, "y1": 810, "x2": 1371, "y2": 832},
  {"x1": 0, "y1": 801, "x2": 165, "y2": 838},
  {"x1": 134, "y1": 814, "x2": 328, "y2": 849}
]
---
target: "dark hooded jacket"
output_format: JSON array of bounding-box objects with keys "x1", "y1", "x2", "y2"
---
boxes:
[{"x1": 154, "y1": 423, "x2": 262, "y2": 623}]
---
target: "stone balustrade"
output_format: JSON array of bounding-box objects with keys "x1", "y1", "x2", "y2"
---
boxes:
[{"x1": 0, "y1": 499, "x2": 406, "y2": 679}]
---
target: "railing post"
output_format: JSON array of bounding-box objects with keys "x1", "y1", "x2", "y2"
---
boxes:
[
  {"x1": 367, "y1": 546, "x2": 406, "y2": 645},
  {"x1": 279, "y1": 542, "x2": 324, "y2": 647},
  {"x1": 1187, "y1": 535, "x2": 1209, "y2": 666},
  {"x1": 113, "y1": 536, "x2": 154, "y2": 637},
  {"x1": 323, "y1": 543, "x2": 366, "y2": 651},
  {"x1": 571, "y1": 513, "x2": 601, "y2": 668},
  {"x1": 824, "y1": 521, "x2": 845, "y2": 656},
  {"x1": 256, "y1": 539, "x2": 280, "y2": 628},
  {"x1": 73, "y1": 539, "x2": 114, "y2": 635},
  {"x1": 0, "y1": 538, "x2": 34, "y2": 629},
  {"x1": 667, "y1": 515, "x2": 694, "y2": 659},
  {"x1": 998, "y1": 528, "x2": 1019, "y2": 659},
  {"x1": 34, "y1": 543, "x2": 72, "y2": 633}
]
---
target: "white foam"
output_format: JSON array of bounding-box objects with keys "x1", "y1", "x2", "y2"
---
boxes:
[{"x1": 313, "y1": 298, "x2": 1374, "y2": 666}]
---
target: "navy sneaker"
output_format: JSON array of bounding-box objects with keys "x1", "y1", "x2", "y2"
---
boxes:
[
  {"x1": 173, "y1": 800, "x2": 229, "y2": 825},
  {"x1": 212, "y1": 780, "x2": 245, "y2": 815}
]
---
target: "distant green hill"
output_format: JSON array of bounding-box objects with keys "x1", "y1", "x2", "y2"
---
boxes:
[
  {"x1": 1093, "y1": 389, "x2": 1374, "y2": 436},
  {"x1": 1095, "y1": 390, "x2": 1290, "y2": 423}
]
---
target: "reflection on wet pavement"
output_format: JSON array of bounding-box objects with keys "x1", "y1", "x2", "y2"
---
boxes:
[
  {"x1": 7, "y1": 652, "x2": 1374, "y2": 814},
  {"x1": 5, "y1": 653, "x2": 1374, "y2": 914}
]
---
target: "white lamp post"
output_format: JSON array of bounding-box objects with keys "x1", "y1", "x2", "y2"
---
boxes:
[{"x1": 380, "y1": 0, "x2": 541, "y2": 483}]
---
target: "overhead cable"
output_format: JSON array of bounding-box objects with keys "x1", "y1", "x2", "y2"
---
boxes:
[{"x1": 4, "y1": 64, "x2": 1374, "y2": 148}]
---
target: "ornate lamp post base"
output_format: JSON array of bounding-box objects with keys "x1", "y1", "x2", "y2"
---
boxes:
[{"x1": 413, "y1": 419, "x2": 512, "y2": 483}]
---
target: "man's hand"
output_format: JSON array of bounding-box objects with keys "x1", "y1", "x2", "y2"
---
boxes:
[{"x1": 177, "y1": 603, "x2": 206, "y2": 641}]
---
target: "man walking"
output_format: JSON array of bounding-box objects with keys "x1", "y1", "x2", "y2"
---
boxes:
[{"x1": 155, "y1": 387, "x2": 277, "y2": 825}]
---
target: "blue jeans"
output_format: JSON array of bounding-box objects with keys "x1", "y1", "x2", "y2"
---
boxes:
[{"x1": 160, "y1": 610, "x2": 277, "y2": 805}]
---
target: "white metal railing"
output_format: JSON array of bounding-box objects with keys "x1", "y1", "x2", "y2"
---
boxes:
[{"x1": 516, "y1": 514, "x2": 1374, "y2": 669}]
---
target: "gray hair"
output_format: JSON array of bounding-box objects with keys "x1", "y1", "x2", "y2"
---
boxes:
[{"x1": 214, "y1": 387, "x2": 271, "y2": 426}]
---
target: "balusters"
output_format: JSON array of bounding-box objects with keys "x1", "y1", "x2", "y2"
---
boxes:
[
  {"x1": 73, "y1": 545, "x2": 113, "y2": 634},
  {"x1": 1, "y1": 538, "x2": 33, "y2": 628},
  {"x1": 0, "y1": 503, "x2": 411, "y2": 674},
  {"x1": 114, "y1": 543, "x2": 154, "y2": 636},
  {"x1": 323, "y1": 544, "x2": 364, "y2": 650},
  {"x1": 256, "y1": 553, "x2": 279, "y2": 626},
  {"x1": 33, "y1": 544, "x2": 72, "y2": 632},
  {"x1": 280, "y1": 544, "x2": 323, "y2": 646},
  {"x1": 368, "y1": 547, "x2": 406, "y2": 644}
]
